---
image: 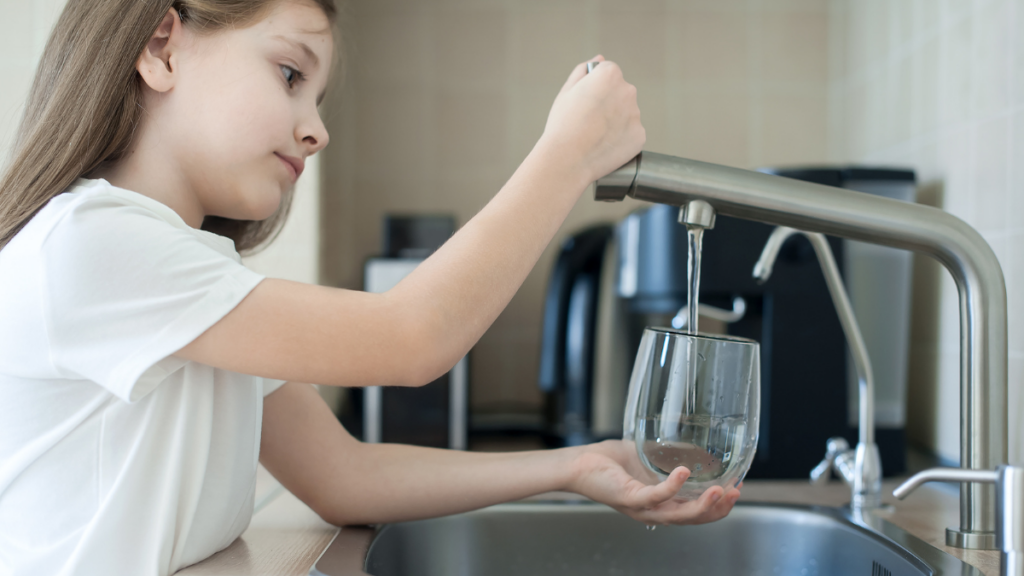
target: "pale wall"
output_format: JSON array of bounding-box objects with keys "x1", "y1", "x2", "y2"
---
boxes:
[
  {"x1": 1, "y1": 0, "x2": 67, "y2": 164},
  {"x1": 828, "y1": 0, "x2": 1024, "y2": 465},
  {"x1": 321, "y1": 0, "x2": 832, "y2": 414}
]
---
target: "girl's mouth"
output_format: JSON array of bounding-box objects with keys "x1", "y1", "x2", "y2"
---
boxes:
[{"x1": 275, "y1": 153, "x2": 304, "y2": 181}]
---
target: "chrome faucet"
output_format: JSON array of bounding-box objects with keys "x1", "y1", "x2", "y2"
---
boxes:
[
  {"x1": 595, "y1": 151, "x2": 1008, "y2": 549},
  {"x1": 752, "y1": 226, "x2": 883, "y2": 512}
]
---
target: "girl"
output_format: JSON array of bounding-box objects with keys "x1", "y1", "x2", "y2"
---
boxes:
[{"x1": 0, "y1": 0, "x2": 742, "y2": 574}]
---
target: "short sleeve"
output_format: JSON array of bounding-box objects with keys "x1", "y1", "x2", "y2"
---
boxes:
[{"x1": 39, "y1": 191, "x2": 266, "y2": 403}]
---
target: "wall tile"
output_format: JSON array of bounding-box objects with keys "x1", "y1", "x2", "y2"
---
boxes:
[
  {"x1": 905, "y1": 347, "x2": 939, "y2": 449},
  {"x1": 511, "y1": 9, "x2": 590, "y2": 86},
  {"x1": 970, "y1": 0, "x2": 1012, "y2": 117},
  {"x1": 908, "y1": 38, "x2": 939, "y2": 138},
  {"x1": 1013, "y1": 0, "x2": 1024, "y2": 105},
  {"x1": 891, "y1": 54, "x2": 914, "y2": 145},
  {"x1": 861, "y1": 0, "x2": 891, "y2": 69},
  {"x1": 758, "y1": 93, "x2": 829, "y2": 166},
  {"x1": 932, "y1": 350, "x2": 962, "y2": 463},
  {"x1": 677, "y1": 90, "x2": 750, "y2": 167},
  {"x1": 635, "y1": 80, "x2": 670, "y2": 152},
  {"x1": 936, "y1": 14, "x2": 973, "y2": 128},
  {"x1": 969, "y1": 117, "x2": 1010, "y2": 232},
  {"x1": 1010, "y1": 354, "x2": 1024, "y2": 465},
  {"x1": 842, "y1": 0, "x2": 869, "y2": 77},
  {"x1": 599, "y1": 0, "x2": 667, "y2": 13},
  {"x1": 0, "y1": 66, "x2": 32, "y2": 165},
  {"x1": 434, "y1": 172, "x2": 504, "y2": 226},
  {"x1": 843, "y1": 80, "x2": 868, "y2": 158},
  {"x1": 1007, "y1": 232, "x2": 1024, "y2": 358},
  {"x1": 758, "y1": 0, "x2": 830, "y2": 13},
  {"x1": 673, "y1": 9, "x2": 749, "y2": 85},
  {"x1": 676, "y1": 0, "x2": 748, "y2": 12},
  {"x1": 506, "y1": 83, "x2": 558, "y2": 166},
  {"x1": 351, "y1": 0, "x2": 434, "y2": 16},
  {"x1": 0, "y1": 2, "x2": 34, "y2": 58},
  {"x1": 597, "y1": 10, "x2": 668, "y2": 83},
  {"x1": 352, "y1": 13, "x2": 431, "y2": 87},
  {"x1": 435, "y1": 8, "x2": 508, "y2": 88},
  {"x1": 909, "y1": 0, "x2": 940, "y2": 43},
  {"x1": 436, "y1": 91, "x2": 508, "y2": 172},
  {"x1": 1010, "y1": 109, "x2": 1024, "y2": 220},
  {"x1": 893, "y1": 0, "x2": 915, "y2": 51},
  {"x1": 354, "y1": 86, "x2": 433, "y2": 180},
  {"x1": 758, "y1": 11, "x2": 829, "y2": 83}
]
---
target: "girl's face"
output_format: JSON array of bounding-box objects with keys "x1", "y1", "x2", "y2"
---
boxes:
[{"x1": 155, "y1": 0, "x2": 332, "y2": 223}]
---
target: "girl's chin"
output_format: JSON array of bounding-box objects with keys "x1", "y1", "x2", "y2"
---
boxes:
[
  {"x1": 216, "y1": 192, "x2": 282, "y2": 222},
  {"x1": 246, "y1": 186, "x2": 285, "y2": 220}
]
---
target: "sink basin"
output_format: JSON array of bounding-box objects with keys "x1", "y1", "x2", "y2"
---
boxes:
[{"x1": 310, "y1": 501, "x2": 982, "y2": 576}]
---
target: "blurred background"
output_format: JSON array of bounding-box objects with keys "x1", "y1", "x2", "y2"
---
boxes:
[{"x1": 2, "y1": 0, "x2": 1021, "y2": 470}]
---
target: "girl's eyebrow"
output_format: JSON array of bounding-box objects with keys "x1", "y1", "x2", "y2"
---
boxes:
[{"x1": 272, "y1": 35, "x2": 320, "y2": 68}]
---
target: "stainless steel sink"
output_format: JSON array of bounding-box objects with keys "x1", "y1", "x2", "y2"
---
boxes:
[{"x1": 309, "y1": 501, "x2": 982, "y2": 576}]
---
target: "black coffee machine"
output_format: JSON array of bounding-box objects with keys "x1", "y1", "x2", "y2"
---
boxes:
[{"x1": 539, "y1": 168, "x2": 915, "y2": 479}]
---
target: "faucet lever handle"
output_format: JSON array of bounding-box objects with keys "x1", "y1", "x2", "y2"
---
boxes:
[
  {"x1": 895, "y1": 465, "x2": 1023, "y2": 570},
  {"x1": 893, "y1": 467, "x2": 999, "y2": 499},
  {"x1": 810, "y1": 437, "x2": 850, "y2": 485}
]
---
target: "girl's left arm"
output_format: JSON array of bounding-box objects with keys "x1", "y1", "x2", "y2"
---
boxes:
[{"x1": 260, "y1": 382, "x2": 741, "y2": 527}]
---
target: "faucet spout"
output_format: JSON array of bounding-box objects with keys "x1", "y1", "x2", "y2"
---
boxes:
[{"x1": 597, "y1": 151, "x2": 1008, "y2": 549}]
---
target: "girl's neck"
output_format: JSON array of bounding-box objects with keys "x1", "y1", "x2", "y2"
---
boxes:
[{"x1": 91, "y1": 129, "x2": 207, "y2": 229}]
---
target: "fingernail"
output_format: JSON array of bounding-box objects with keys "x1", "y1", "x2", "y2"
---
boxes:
[{"x1": 711, "y1": 492, "x2": 722, "y2": 503}]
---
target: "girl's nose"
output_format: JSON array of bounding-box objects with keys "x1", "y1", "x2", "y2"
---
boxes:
[{"x1": 297, "y1": 110, "x2": 330, "y2": 154}]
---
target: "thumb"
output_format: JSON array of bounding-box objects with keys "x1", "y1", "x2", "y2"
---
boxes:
[
  {"x1": 559, "y1": 54, "x2": 604, "y2": 95},
  {"x1": 630, "y1": 466, "x2": 690, "y2": 509}
]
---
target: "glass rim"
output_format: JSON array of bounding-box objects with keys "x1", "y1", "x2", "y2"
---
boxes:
[{"x1": 645, "y1": 326, "x2": 760, "y2": 346}]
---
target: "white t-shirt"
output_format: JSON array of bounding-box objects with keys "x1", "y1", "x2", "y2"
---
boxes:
[{"x1": 0, "y1": 178, "x2": 287, "y2": 576}]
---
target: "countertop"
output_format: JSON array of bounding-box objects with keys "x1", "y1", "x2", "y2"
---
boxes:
[{"x1": 176, "y1": 465, "x2": 1001, "y2": 576}]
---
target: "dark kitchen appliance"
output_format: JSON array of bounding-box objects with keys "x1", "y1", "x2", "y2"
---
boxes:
[{"x1": 343, "y1": 214, "x2": 468, "y2": 450}]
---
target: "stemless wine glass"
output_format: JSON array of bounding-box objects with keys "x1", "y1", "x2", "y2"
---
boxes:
[{"x1": 623, "y1": 327, "x2": 760, "y2": 500}]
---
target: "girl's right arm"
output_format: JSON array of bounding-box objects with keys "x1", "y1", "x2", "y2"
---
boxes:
[{"x1": 175, "y1": 57, "x2": 645, "y2": 387}]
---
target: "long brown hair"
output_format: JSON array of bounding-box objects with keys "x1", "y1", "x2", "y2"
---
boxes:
[{"x1": 0, "y1": 0, "x2": 336, "y2": 254}]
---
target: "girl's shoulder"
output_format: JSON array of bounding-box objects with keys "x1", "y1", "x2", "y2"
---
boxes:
[{"x1": 22, "y1": 178, "x2": 237, "y2": 259}]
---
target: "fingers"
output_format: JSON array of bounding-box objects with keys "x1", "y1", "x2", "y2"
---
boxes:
[
  {"x1": 624, "y1": 466, "x2": 690, "y2": 510},
  {"x1": 559, "y1": 54, "x2": 605, "y2": 94},
  {"x1": 632, "y1": 485, "x2": 742, "y2": 527}
]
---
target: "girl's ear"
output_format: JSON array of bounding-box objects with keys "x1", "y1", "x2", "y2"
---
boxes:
[{"x1": 137, "y1": 8, "x2": 183, "y2": 93}]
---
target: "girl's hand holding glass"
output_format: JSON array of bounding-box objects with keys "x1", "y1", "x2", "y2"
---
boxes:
[{"x1": 566, "y1": 439, "x2": 742, "y2": 527}]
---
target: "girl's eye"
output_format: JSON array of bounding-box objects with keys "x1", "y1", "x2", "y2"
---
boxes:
[{"x1": 281, "y1": 65, "x2": 304, "y2": 88}]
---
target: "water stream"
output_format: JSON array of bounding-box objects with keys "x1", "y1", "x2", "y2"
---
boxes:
[
  {"x1": 682, "y1": 224, "x2": 705, "y2": 418},
  {"x1": 685, "y1": 225, "x2": 704, "y2": 335}
]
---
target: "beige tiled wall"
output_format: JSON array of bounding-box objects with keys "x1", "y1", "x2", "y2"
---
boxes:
[
  {"x1": 321, "y1": 0, "x2": 832, "y2": 413},
  {"x1": 828, "y1": 0, "x2": 1024, "y2": 465}
]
